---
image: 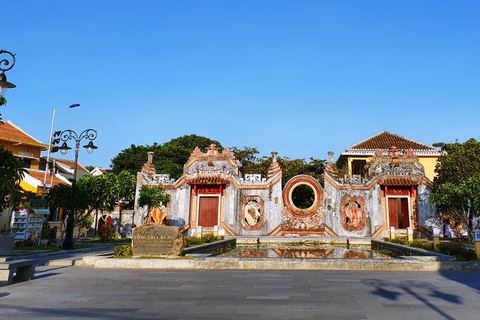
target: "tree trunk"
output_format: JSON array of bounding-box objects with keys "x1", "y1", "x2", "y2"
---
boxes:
[
  {"x1": 118, "y1": 206, "x2": 123, "y2": 237},
  {"x1": 468, "y1": 210, "x2": 474, "y2": 242}
]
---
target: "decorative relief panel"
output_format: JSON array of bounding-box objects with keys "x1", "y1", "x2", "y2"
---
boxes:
[
  {"x1": 241, "y1": 196, "x2": 264, "y2": 230},
  {"x1": 244, "y1": 174, "x2": 261, "y2": 183},
  {"x1": 341, "y1": 197, "x2": 366, "y2": 231},
  {"x1": 281, "y1": 175, "x2": 325, "y2": 230}
]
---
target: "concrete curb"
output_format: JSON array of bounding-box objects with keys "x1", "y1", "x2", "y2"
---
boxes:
[{"x1": 86, "y1": 255, "x2": 480, "y2": 271}]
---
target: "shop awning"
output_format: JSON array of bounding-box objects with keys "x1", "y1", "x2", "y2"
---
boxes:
[{"x1": 29, "y1": 208, "x2": 50, "y2": 215}]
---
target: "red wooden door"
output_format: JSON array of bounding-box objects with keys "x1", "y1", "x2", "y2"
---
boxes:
[
  {"x1": 388, "y1": 198, "x2": 399, "y2": 229},
  {"x1": 198, "y1": 197, "x2": 219, "y2": 227}
]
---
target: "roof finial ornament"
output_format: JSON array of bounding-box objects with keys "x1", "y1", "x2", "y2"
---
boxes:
[
  {"x1": 271, "y1": 151, "x2": 278, "y2": 163},
  {"x1": 147, "y1": 151, "x2": 154, "y2": 163},
  {"x1": 327, "y1": 151, "x2": 334, "y2": 164}
]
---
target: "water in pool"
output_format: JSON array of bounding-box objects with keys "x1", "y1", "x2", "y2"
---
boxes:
[{"x1": 217, "y1": 244, "x2": 394, "y2": 259}]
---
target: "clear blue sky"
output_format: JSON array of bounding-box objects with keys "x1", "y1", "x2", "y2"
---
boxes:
[{"x1": 2, "y1": 1, "x2": 479, "y2": 169}]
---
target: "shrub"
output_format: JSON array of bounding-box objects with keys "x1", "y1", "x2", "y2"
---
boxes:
[
  {"x1": 437, "y1": 242, "x2": 477, "y2": 261},
  {"x1": 100, "y1": 224, "x2": 113, "y2": 243},
  {"x1": 390, "y1": 238, "x2": 408, "y2": 245},
  {"x1": 114, "y1": 244, "x2": 132, "y2": 258},
  {"x1": 183, "y1": 235, "x2": 225, "y2": 247},
  {"x1": 410, "y1": 239, "x2": 432, "y2": 251}
]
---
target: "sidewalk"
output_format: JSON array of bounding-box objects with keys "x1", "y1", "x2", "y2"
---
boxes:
[{"x1": 4, "y1": 243, "x2": 116, "y2": 266}]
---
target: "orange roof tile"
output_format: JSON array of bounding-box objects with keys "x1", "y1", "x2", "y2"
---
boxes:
[
  {"x1": 348, "y1": 131, "x2": 437, "y2": 151},
  {"x1": 27, "y1": 170, "x2": 70, "y2": 186},
  {"x1": 53, "y1": 158, "x2": 89, "y2": 173},
  {"x1": 0, "y1": 121, "x2": 48, "y2": 149},
  {"x1": 379, "y1": 176, "x2": 419, "y2": 186}
]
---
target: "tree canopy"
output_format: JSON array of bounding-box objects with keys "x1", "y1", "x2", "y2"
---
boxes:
[
  {"x1": 138, "y1": 185, "x2": 170, "y2": 223},
  {"x1": 429, "y1": 138, "x2": 480, "y2": 240},
  {"x1": 47, "y1": 171, "x2": 137, "y2": 230},
  {"x1": 0, "y1": 146, "x2": 27, "y2": 210},
  {"x1": 110, "y1": 134, "x2": 222, "y2": 178},
  {"x1": 232, "y1": 146, "x2": 326, "y2": 186}
]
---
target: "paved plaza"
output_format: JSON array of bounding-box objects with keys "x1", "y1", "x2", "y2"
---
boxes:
[{"x1": 1, "y1": 257, "x2": 480, "y2": 320}]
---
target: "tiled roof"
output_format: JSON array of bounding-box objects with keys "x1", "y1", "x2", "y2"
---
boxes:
[
  {"x1": 0, "y1": 121, "x2": 48, "y2": 149},
  {"x1": 348, "y1": 131, "x2": 437, "y2": 151},
  {"x1": 26, "y1": 170, "x2": 71, "y2": 187},
  {"x1": 53, "y1": 158, "x2": 89, "y2": 173},
  {"x1": 378, "y1": 176, "x2": 420, "y2": 186}
]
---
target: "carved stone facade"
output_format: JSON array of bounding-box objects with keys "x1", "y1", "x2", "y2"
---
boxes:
[
  {"x1": 134, "y1": 144, "x2": 437, "y2": 238},
  {"x1": 135, "y1": 145, "x2": 282, "y2": 237}
]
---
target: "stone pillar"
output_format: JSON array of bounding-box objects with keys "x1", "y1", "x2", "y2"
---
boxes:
[
  {"x1": 407, "y1": 227, "x2": 413, "y2": 243},
  {"x1": 196, "y1": 226, "x2": 203, "y2": 238},
  {"x1": 390, "y1": 226, "x2": 395, "y2": 240},
  {"x1": 213, "y1": 225, "x2": 219, "y2": 237},
  {"x1": 473, "y1": 230, "x2": 480, "y2": 260},
  {"x1": 433, "y1": 227, "x2": 440, "y2": 251}
]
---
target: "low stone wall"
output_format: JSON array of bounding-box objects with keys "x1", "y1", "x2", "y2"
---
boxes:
[
  {"x1": 371, "y1": 239, "x2": 455, "y2": 261},
  {"x1": 87, "y1": 255, "x2": 480, "y2": 271},
  {"x1": 183, "y1": 239, "x2": 236, "y2": 255}
]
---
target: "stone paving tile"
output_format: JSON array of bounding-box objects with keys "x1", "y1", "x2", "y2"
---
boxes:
[{"x1": 1, "y1": 266, "x2": 480, "y2": 319}]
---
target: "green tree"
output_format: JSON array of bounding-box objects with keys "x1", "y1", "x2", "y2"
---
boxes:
[
  {"x1": 110, "y1": 144, "x2": 154, "y2": 175},
  {"x1": 110, "y1": 135, "x2": 222, "y2": 179},
  {"x1": 231, "y1": 146, "x2": 326, "y2": 186},
  {"x1": 137, "y1": 185, "x2": 170, "y2": 224},
  {"x1": 47, "y1": 174, "x2": 117, "y2": 239},
  {"x1": 113, "y1": 170, "x2": 136, "y2": 234},
  {"x1": 0, "y1": 146, "x2": 27, "y2": 210},
  {"x1": 429, "y1": 138, "x2": 480, "y2": 240}
]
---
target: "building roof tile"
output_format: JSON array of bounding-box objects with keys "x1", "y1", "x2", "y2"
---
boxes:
[
  {"x1": 0, "y1": 121, "x2": 48, "y2": 149},
  {"x1": 348, "y1": 131, "x2": 437, "y2": 151}
]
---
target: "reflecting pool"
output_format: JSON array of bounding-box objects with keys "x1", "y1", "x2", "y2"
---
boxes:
[{"x1": 216, "y1": 245, "x2": 394, "y2": 259}]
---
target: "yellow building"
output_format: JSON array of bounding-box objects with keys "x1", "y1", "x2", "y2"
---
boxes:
[
  {"x1": 336, "y1": 131, "x2": 440, "y2": 181},
  {"x1": 0, "y1": 120, "x2": 72, "y2": 194}
]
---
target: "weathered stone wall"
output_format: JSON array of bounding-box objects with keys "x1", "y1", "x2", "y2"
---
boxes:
[
  {"x1": 165, "y1": 184, "x2": 191, "y2": 229},
  {"x1": 227, "y1": 179, "x2": 282, "y2": 236},
  {"x1": 417, "y1": 183, "x2": 438, "y2": 231},
  {"x1": 324, "y1": 180, "x2": 381, "y2": 237}
]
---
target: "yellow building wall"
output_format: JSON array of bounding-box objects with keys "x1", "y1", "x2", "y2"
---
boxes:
[
  {"x1": 418, "y1": 156, "x2": 438, "y2": 182},
  {"x1": 0, "y1": 140, "x2": 44, "y2": 170},
  {"x1": 19, "y1": 180, "x2": 38, "y2": 193},
  {"x1": 347, "y1": 155, "x2": 438, "y2": 181}
]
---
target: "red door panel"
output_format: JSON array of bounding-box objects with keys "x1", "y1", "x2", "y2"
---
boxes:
[
  {"x1": 388, "y1": 198, "x2": 398, "y2": 229},
  {"x1": 198, "y1": 197, "x2": 219, "y2": 227},
  {"x1": 401, "y1": 198, "x2": 410, "y2": 228}
]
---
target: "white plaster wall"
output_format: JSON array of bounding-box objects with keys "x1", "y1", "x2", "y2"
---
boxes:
[
  {"x1": 418, "y1": 184, "x2": 438, "y2": 231},
  {"x1": 167, "y1": 184, "x2": 191, "y2": 229},
  {"x1": 133, "y1": 179, "x2": 146, "y2": 227}
]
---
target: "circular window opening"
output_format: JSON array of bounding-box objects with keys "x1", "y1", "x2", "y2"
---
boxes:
[{"x1": 291, "y1": 184, "x2": 315, "y2": 209}]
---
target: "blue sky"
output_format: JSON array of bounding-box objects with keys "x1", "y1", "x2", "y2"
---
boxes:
[{"x1": 2, "y1": 1, "x2": 479, "y2": 169}]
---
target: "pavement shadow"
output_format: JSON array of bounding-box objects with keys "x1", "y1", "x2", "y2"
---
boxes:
[
  {"x1": 439, "y1": 271, "x2": 480, "y2": 293},
  {"x1": 0, "y1": 304, "x2": 142, "y2": 319},
  {"x1": 35, "y1": 266, "x2": 71, "y2": 273},
  {"x1": 0, "y1": 293, "x2": 10, "y2": 298},
  {"x1": 362, "y1": 278, "x2": 461, "y2": 320},
  {"x1": 33, "y1": 272, "x2": 62, "y2": 280}
]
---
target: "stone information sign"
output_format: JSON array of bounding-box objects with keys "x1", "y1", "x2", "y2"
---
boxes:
[{"x1": 132, "y1": 223, "x2": 184, "y2": 256}]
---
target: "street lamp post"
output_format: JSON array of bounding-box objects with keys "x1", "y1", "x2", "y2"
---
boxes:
[
  {"x1": 0, "y1": 50, "x2": 16, "y2": 96},
  {"x1": 41, "y1": 104, "x2": 80, "y2": 200},
  {"x1": 54, "y1": 129, "x2": 98, "y2": 250}
]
